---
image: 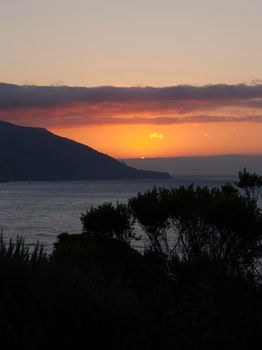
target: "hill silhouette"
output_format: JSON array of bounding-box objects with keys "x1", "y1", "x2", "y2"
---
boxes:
[
  {"x1": 0, "y1": 121, "x2": 170, "y2": 181},
  {"x1": 124, "y1": 155, "x2": 262, "y2": 176}
]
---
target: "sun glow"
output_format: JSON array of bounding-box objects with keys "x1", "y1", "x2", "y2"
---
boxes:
[
  {"x1": 149, "y1": 132, "x2": 163, "y2": 140},
  {"x1": 50, "y1": 120, "x2": 262, "y2": 159}
]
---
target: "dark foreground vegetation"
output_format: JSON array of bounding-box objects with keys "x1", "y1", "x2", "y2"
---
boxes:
[{"x1": 1, "y1": 169, "x2": 262, "y2": 349}]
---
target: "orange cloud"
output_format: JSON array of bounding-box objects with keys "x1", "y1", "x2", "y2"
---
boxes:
[{"x1": 1, "y1": 83, "x2": 262, "y2": 129}]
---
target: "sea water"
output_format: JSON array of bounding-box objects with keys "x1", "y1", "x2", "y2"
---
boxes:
[{"x1": 0, "y1": 176, "x2": 236, "y2": 250}]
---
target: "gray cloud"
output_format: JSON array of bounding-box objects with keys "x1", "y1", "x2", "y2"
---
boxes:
[
  {"x1": 1, "y1": 83, "x2": 262, "y2": 108},
  {"x1": 1, "y1": 83, "x2": 262, "y2": 127},
  {"x1": 85, "y1": 115, "x2": 262, "y2": 126}
]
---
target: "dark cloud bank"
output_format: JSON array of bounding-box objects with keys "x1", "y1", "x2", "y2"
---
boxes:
[{"x1": 1, "y1": 83, "x2": 262, "y2": 127}]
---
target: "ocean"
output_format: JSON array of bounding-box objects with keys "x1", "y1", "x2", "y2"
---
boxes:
[{"x1": 0, "y1": 176, "x2": 236, "y2": 251}]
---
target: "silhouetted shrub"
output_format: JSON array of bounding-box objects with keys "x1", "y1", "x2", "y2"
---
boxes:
[
  {"x1": 81, "y1": 202, "x2": 138, "y2": 244},
  {"x1": 53, "y1": 232, "x2": 170, "y2": 293},
  {"x1": 236, "y1": 167, "x2": 262, "y2": 201},
  {"x1": 129, "y1": 184, "x2": 262, "y2": 280},
  {"x1": 2, "y1": 174, "x2": 262, "y2": 349},
  {"x1": 0, "y1": 235, "x2": 169, "y2": 350},
  {"x1": 128, "y1": 187, "x2": 172, "y2": 262}
]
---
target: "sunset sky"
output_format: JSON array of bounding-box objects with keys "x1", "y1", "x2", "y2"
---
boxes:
[{"x1": 1, "y1": 0, "x2": 262, "y2": 158}]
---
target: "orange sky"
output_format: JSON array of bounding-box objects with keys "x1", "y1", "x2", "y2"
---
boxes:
[
  {"x1": 2, "y1": 1, "x2": 262, "y2": 158},
  {"x1": 1, "y1": 83, "x2": 262, "y2": 158},
  {"x1": 51, "y1": 122, "x2": 262, "y2": 159}
]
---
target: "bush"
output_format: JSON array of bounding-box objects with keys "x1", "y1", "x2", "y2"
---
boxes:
[
  {"x1": 2, "y1": 172, "x2": 262, "y2": 349},
  {"x1": 129, "y1": 184, "x2": 262, "y2": 280},
  {"x1": 0, "y1": 235, "x2": 169, "y2": 350},
  {"x1": 81, "y1": 202, "x2": 138, "y2": 244},
  {"x1": 236, "y1": 167, "x2": 262, "y2": 201}
]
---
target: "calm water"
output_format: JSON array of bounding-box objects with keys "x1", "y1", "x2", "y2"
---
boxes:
[{"x1": 0, "y1": 176, "x2": 236, "y2": 250}]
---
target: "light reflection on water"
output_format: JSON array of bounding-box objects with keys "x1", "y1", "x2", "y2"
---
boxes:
[{"x1": 0, "y1": 176, "x2": 236, "y2": 250}]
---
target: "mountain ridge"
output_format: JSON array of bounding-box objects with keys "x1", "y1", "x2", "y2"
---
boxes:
[{"x1": 0, "y1": 120, "x2": 170, "y2": 181}]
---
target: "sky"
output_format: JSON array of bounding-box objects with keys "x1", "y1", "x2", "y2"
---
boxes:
[{"x1": 1, "y1": 0, "x2": 262, "y2": 158}]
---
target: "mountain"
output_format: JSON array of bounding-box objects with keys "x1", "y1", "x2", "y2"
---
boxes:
[
  {"x1": 0, "y1": 121, "x2": 170, "y2": 181},
  {"x1": 123, "y1": 155, "x2": 262, "y2": 176}
]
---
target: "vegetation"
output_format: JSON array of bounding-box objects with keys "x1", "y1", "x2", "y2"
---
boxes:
[
  {"x1": 81, "y1": 202, "x2": 138, "y2": 244},
  {"x1": 236, "y1": 167, "x2": 262, "y2": 201},
  {"x1": 1, "y1": 169, "x2": 262, "y2": 349},
  {"x1": 129, "y1": 184, "x2": 262, "y2": 279}
]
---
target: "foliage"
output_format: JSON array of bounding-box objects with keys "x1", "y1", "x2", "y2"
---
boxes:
[
  {"x1": 2, "y1": 174, "x2": 262, "y2": 348},
  {"x1": 129, "y1": 184, "x2": 262, "y2": 279},
  {"x1": 236, "y1": 167, "x2": 262, "y2": 201},
  {"x1": 0, "y1": 235, "x2": 168, "y2": 350},
  {"x1": 129, "y1": 188, "x2": 171, "y2": 261},
  {"x1": 81, "y1": 202, "x2": 138, "y2": 244}
]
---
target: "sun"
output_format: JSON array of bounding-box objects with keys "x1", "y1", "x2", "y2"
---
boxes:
[{"x1": 149, "y1": 132, "x2": 164, "y2": 140}]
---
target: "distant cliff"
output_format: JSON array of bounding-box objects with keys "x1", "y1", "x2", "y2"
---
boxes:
[{"x1": 0, "y1": 121, "x2": 170, "y2": 181}]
